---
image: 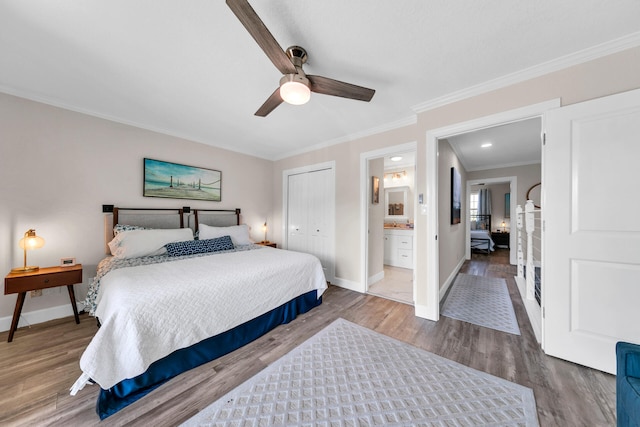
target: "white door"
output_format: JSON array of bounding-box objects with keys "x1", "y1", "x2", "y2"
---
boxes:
[
  {"x1": 287, "y1": 173, "x2": 308, "y2": 253},
  {"x1": 544, "y1": 88, "x2": 640, "y2": 374},
  {"x1": 286, "y1": 167, "x2": 335, "y2": 282},
  {"x1": 307, "y1": 168, "x2": 333, "y2": 280}
]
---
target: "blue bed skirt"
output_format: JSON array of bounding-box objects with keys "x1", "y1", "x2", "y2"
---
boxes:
[{"x1": 97, "y1": 289, "x2": 322, "y2": 419}]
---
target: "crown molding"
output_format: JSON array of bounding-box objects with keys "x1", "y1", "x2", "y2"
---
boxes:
[{"x1": 412, "y1": 31, "x2": 640, "y2": 114}]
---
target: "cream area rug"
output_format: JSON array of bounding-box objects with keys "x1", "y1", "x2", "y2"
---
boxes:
[
  {"x1": 181, "y1": 318, "x2": 538, "y2": 426},
  {"x1": 441, "y1": 273, "x2": 521, "y2": 335}
]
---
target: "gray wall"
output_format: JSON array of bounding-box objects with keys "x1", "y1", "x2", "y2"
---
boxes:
[
  {"x1": 368, "y1": 158, "x2": 385, "y2": 280},
  {"x1": 438, "y1": 139, "x2": 467, "y2": 290}
]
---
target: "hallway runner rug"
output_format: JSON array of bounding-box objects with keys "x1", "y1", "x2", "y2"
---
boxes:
[
  {"x1": 181, "y1": 318, "x2": 538, "y2": 426},
  {"x1": 442, "y1": 273, "x2": 521, "y2": 335}
]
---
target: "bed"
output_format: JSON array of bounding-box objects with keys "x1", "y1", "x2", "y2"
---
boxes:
[
  {"x1": 470, "y1": 214, "x2": 495, "y2": 254},
  {"x1": 71, "y1": 207, "x2": 327, "y2": 419}
]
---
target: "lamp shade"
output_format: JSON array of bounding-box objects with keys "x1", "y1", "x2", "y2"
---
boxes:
[
  {"x1": 12, "y1": 229, "x2": 45, "y2": 273},
  {"x1": 19, "y1": 230, "x2": 45, "y2": 250},
  {"x1": 279, "y1": 74, "x2": 311, "y2": 105}
]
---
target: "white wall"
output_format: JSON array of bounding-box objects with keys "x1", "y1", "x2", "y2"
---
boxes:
[{"x1": 0, "y1": 92, "x2": 273, "y2": 328}]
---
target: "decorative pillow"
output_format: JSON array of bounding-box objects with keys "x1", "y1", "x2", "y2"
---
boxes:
[
  {"x1": 165, "y1": 236, "x2": 234, "y2": 257},
  {"x1": 108, "y1": 228, "x2": 194, "y2": 259},
  {"x1": 198, "y1": 224, "x2": 251, "y2": 246},
  {"x1": 113, "y1": 224, "x2": 150, "y2": 235}
]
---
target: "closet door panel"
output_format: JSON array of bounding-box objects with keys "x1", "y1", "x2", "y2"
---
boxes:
[{"x1": 287, "y1": 173, "x2": 308, "y2": 253}]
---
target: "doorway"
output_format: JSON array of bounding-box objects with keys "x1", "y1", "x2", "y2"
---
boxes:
[
  {"x1": 425, "y1": 99, "x2": 560, "y2": 322},
  {"x1": 360, "y1": 142, "x2": 417, "y2": 305}
]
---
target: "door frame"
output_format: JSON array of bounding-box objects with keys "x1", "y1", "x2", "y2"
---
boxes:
[
  {"x1": 360, "y1": 142, "x2": 417, "y2": 296},
  {"x1": 425, "y1": 99, "x2": 560, "y2": 321},
  {"x1": 282, "y1": 160, "x2": 336, "y2": 283}
]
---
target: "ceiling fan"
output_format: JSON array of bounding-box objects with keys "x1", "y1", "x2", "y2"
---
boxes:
[{"x1": 226, "y1": 0, "x2": 376, "y2": 117}]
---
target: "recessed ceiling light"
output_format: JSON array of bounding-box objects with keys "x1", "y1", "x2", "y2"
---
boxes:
[
  {"x1": 390, "y1": 156, "x2": 402, "y2": 161},
  {"x1": 481, "y1": 143, "x2": 492, "y2": 148}
]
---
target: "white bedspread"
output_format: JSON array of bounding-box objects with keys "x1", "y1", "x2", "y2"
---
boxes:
[
  {"x1": 470, "y1": 229, "x2": 495, "y2": 251},
  {"x1": 72, "y1": 247, "x2": 326, "y2": 391}
]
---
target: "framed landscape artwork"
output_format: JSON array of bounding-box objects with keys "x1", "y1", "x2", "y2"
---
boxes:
[
  {"x1": 450, "y1": 166, "x2": 461, "y2": 224},
  {"x1": 143, "y1": 158, "x2": 221, "y2": 202}
]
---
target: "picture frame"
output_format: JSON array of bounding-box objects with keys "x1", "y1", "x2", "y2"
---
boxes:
[
  {"x1": 143, "y1": 158, "x2": 221, "y2": 202},
  {"x1": 450, "y1": 167, "x2": 461, "y2": 224},
  {"x1": 372, "y1": 176, "x2": 380, "y2": 204},
  {"x1": 60, "y1": 257, "x2": 76, "y2": 267},
  {"x1": 505, "y1": 193, "x2": 511, "y2": 218}
]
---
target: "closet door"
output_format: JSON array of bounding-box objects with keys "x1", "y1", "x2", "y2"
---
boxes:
[
  {"x1": 287, "y1": 172, "x2": 308, "y2": 253},
  {"x1": 307, "y1": 168, "x2": 333, "y2": 278},
  {"x1": 286, "y1": 167, "x2": 335, "y2": 282}
]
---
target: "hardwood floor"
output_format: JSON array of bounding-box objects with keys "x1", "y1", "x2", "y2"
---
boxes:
[{"x1": 0, "y1": 249, "x2": 616, "y2": 426}]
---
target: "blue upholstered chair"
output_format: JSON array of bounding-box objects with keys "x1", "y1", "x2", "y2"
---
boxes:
[{"x1": 617, "y1": 341, "x2": 640, "y2": 426}]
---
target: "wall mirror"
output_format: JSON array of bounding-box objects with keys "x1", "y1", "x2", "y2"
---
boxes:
[{"x1": 385, "y1": 186, "x2": 410, "y2": 220}]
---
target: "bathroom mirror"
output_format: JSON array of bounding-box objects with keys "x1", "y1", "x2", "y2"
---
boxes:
[{"x1": 385, "y1": 186, "x2": 410, "y2": 220}]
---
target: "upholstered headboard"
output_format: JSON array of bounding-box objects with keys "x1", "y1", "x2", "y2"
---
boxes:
[
  {"x1": 112, "y1": 207, "x2": 184, "y2": 232},
  {"x1": 193, "y1": 209, "x2": 241, "y2": 232},
  {"x1": 104, "y1": 207, "x2": 186, "y2": 254}
]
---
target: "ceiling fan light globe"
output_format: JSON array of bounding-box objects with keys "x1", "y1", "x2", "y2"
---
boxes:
[{"x1": 279, "y1": 75, "x2": 311, "y2": 105}]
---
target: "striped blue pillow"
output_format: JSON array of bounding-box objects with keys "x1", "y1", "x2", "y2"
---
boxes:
[{"x1": 165, "y1": 236, "x2": 234, "y2": 257}]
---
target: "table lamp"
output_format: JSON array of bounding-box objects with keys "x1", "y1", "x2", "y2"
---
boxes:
[
  {"x1": 262, "y1": 221, "x2": 268, "y2": 243},
  {"x1": 11, "y1": 229, "x2": 45, "y2": 273},
  {"x1": 501, "y1": 221, "x2": 506, "y2": 232}
]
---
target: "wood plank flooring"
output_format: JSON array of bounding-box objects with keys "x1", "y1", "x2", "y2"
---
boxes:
[{"x1": 0, "y1": 249, "x2": 616, "y2": 426}]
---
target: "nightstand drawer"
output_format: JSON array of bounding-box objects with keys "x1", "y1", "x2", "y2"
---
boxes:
[{"x1": 5, "y1": 268, "x2": 82, "y2": 294}]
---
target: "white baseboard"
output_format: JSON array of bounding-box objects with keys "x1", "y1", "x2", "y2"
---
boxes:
[
  {"x1": 331, "y1": 277, "x2": 365, "y2": 293},
  {"x1": 515, "y1": 275, "x2": 542, "y2": 343},
  {"x1": 368, "y1": 270, "x2": 384, "y2": 287},
  {"x1": 0, "y1": 303, "x2": 83, "y2": 332},
  {"x1": 439, "y1": 257, "x2": 466, "y2": 302}
]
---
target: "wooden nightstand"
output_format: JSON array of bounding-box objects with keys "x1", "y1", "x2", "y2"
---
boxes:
[
  {"x1": 4, "y1": 264, "x2": 82, "y2": 342},
  {"x1": 256, "y1": 242, "x2": 277, "y2": 248}
]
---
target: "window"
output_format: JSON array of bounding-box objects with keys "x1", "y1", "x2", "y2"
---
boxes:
[{"x1": 469, "y1": 192, "x2": 479, "y2": 222}]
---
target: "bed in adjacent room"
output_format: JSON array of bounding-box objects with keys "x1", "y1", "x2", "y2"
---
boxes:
[
  {"x1": 470, "y1": 214, "x2": 495, "y2": 254},
  {"x1": 71, "y1": 207, "x2": 327, "y2": 419}
]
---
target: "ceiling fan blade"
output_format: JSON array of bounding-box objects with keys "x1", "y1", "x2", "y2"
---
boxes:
[
  {"x1": 226, "y1": 0, "x2": 297, "y2": 75},
  {"x1": 255, "y1": 87, "x2": 283, "y2": 117},
  {"x1": 307, "y1": 75, "x2": 375, "y2": 102}
]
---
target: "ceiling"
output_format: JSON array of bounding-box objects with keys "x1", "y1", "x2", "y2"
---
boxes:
[
  {"x1": 447, "y1": 118, "x2": 542, "y2": 172},
  {"x1": 1, "y1": 1, "x2": 640, "y2": 161}
]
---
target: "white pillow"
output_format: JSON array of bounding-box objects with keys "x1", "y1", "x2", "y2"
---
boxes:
[
  {"x1": 108, "y1": 228, "x2": 194, "y2": 259},
  {"x1": 198, "y1": 224, "x2": 251, "y2": 246}
]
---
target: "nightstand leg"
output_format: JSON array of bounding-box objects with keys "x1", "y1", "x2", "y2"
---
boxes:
[
  {"x1": 8, "y1": 292, "x2": 26, "y2": 342},
  {"x1": 66, "y1": 285, "x2": 80, "y2": 324}
]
